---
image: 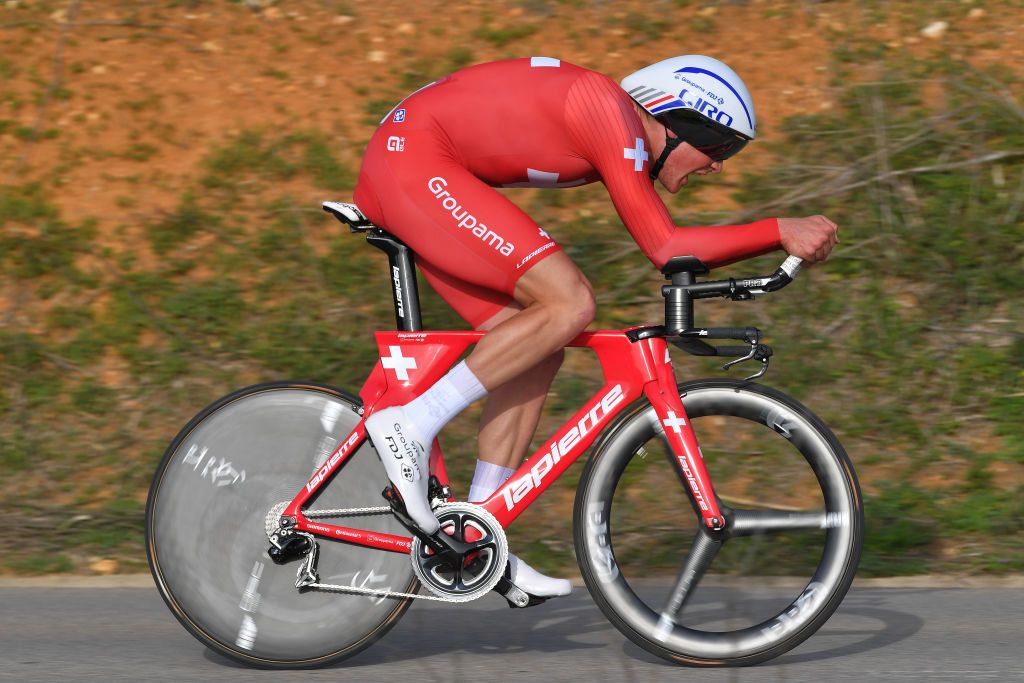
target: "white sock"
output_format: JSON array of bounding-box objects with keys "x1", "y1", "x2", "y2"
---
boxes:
[
  {"x1": 404, "y1": 360, "x2": 487, "y2": 445},
  {"x1": 468, "y1": 460, "x2": 515, "y2": 503}
]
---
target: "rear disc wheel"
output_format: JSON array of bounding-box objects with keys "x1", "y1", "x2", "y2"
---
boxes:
[{"x1": 146, "y1": 381, "x2": 417, "y2": 668}]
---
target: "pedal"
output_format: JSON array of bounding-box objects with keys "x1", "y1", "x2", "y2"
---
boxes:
[
  {"x1": 494, "y1": 569, "x2": 547, "y2": 609},
  {"x1": 382, "y1": 485, "x2": 460, "y2": 557}
]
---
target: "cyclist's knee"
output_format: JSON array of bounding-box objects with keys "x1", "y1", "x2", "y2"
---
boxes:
[
  {"x1": 560, "y1": 293, "x2": 595, "y2": 338},
  {"x1": 556, "y1": 274, "x2": 596, "y2": 332},
  {"x1": 513, "y1": 255, "x2": 595, "y2": 341},
  {"x1": 551, "y1": 276, "x2": 595, "y2": 342},
  {"x1": 536, "y1": 280, "x2": 593, "y2": 342},
  {"x1": 515, "y1": 253, "x2": 579, "y2": 302}
]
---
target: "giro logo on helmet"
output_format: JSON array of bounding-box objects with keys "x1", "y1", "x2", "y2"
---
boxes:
[
  {"x1": 673, "y1": 88, "x2": 735, "y2": 127},
  {"x1": 673, "y1": 65, "x2": 755, "y2": 129}
]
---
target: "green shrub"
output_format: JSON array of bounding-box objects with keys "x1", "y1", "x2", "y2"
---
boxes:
[
  {"x1": 147, "y1": 192, "x2": 216, "y2": 255},
  {"x1": 473, "y1": 24, "x2": 538, "y2": 46},
  {"x1": 861, "y1": 483, "x2": 938, "y2": 575}
]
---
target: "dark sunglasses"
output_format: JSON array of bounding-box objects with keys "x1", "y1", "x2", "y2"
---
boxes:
[{"x1": 656, "y1": 108, "x2": 750, "y2": 162}]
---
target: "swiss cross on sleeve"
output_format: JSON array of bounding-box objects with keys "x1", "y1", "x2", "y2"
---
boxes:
[{"x1": 623, "y1": 138, "x2": 649, "y2": 172}]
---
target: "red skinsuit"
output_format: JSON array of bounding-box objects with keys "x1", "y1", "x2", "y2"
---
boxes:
[{"x1": 355, "y1": 58, "x2": 780, "y2": 327}]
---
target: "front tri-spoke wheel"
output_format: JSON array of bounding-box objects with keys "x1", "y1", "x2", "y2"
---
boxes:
[{"x1": 574, "y1": 379, "x2": 863, "y2": 666}]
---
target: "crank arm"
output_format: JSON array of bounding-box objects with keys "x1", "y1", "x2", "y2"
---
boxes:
[
  {"x1": 493, "y1": 570, "x2": 546, "y2": 609},
  {"x1": 381, "y1": 485, "x2": 470, "y2": 559}
]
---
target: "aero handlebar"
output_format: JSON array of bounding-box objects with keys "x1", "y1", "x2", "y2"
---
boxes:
[
  {"x1": 661, "y1": 255, "x2": 805, "y2": 338},
  {"x1": 674, "y1": 255, "x2": 804, "y2": 302}
]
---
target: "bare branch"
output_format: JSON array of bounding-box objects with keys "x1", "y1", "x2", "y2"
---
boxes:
[{"x1": 9, "y1": 0, "x2": 81, "y2": 179}]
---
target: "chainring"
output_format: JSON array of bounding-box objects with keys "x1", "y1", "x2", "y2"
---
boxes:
[{"x1": 410, "y1": 502, "x2": 508, "y2": 603}]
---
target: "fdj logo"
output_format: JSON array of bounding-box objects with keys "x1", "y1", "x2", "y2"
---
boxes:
[
  {"x1": 386, "y1": 136, "x2": 405, "y2": 152},
  {"x1": 393, "y1": 108, "x2": 406, "y2": 123}
]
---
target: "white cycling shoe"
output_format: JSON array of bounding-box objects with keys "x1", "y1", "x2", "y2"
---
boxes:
[
  {"x1": 508, "y1": 554, "x2": 572, "y2": 598},
  {"x1": 364, "y1": 406, "x2": 440, "y2": 535}
]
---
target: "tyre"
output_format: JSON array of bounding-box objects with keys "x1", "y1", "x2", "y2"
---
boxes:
[
  {"x1": 146, "y1": 381, "x2": 417, "y2": 668},
  {"x1": 574, "y1": 379, "x2": 863, "y2": 666}
]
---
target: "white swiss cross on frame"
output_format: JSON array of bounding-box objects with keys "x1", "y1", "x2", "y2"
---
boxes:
[
  {"x1": 381, "y1": 345, "x2": 417, "y2": 381},
  {"x1": 662, "y1": 410, "x2": 687, "y2": 435},
  {"x1": 623, "y1": 138, "x2": 648, "y2": 172}
]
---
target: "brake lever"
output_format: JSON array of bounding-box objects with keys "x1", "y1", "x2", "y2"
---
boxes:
[
  {"x1": 721, "y1": 343, "x2": 757, "y2": 371},
  {"x1": 721, "y1": 343, "x2": 773, "y2": 380},
  {"x1": 743, "y1": 358, "x2": 770, "y2": 381}
]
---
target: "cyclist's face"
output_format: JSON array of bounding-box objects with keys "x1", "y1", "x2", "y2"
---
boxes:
[{"x1": 658, "y1": 130, "x2": 723, "y2": 193}]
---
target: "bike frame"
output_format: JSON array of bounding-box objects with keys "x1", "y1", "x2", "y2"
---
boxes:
[{"x1": 282, "y1": 328, "x2": 722, "y2": 553}]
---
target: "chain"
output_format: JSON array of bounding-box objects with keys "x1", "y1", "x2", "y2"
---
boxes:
[
  {"x1": 266, "y1": 503, "x2": 393, "y2": 539},
  {"x1": 305, "y1": 506, "x2": 392, "y2": 518},
  {"x1": 268, "y1": 502, "x2": 498, "y2": 603},
  {"x1": 307, "y1": 581, "x2": 458, "y2": 602},
  {"x1": 266, "y1": 503, "x2": 455, "y2": 601}
]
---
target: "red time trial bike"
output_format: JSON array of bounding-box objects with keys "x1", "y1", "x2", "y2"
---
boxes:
[{"x1": 146, "y1": 202, "x2": 863, "y2": 668}]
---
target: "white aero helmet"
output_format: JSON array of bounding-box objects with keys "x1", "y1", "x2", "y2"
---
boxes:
[{"x1": 621, "y1": 55, "x2": 756, "y2": 172}]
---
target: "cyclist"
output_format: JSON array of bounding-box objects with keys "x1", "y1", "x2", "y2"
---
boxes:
[{"x1": 355, "y1": 55, "x2": 839, "y2": 600}]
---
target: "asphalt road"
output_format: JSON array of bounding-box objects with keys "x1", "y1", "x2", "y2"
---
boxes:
[{"x1": 1, "y1": 578, "x2": 1021, "y2": 682}]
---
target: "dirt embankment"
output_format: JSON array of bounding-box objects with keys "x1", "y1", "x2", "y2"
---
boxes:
[{"x1": 1, "y1": 0, "x2": 1021, "y2": 576}]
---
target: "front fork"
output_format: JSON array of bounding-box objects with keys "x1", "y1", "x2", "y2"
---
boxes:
[{"x1": 640, "y1": 337, "x2": 725, "y2": 531}]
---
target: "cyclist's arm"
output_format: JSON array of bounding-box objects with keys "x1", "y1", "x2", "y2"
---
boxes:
[{"x1": 564, "y1": 72, "x2": 780, "y2": 269}]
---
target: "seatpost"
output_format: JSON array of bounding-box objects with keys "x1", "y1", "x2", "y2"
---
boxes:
[
  {"x1": 365, "y1": 230, "x2": 423, "y2": 331},
  {"x1": 663, "y1": 271, "x2": 695, "y2": 335}
]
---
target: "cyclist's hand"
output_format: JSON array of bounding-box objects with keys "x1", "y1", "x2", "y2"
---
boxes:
[{"x1": 778, "y1": 215, "x2": 839, "y2": 265}]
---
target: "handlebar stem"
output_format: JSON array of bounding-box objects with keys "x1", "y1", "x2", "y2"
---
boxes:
[{"x1": 664, "y1": 271, "x2": 695, "y2": 335}]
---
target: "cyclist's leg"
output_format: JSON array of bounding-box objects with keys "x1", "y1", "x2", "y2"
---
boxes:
[
  {"x1": 411, "y1": 272, "x2": 564, "y2": 474},
  {"x1": 474, "y1": 302, "x2": 564, "y2": 472},
  {"x1": 406, "y1": 261, "x2": 578, "y2": 598},
  {"x1": 356, "y1": 132, "x2": 594, "y2": 534},
  {"x1": 408, "y1": 279, "x2": 573, "y2": 598},
  {"x1": 408, "y1": 237, "x2": 595, "y2": 474}
]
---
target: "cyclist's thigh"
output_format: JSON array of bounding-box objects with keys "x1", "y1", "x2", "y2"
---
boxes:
[
  {"x1": 355, "y1": 129, "x2": 561, "y2": 298},
  {"x1": 416, "y1": 261, "x2": 517, "y2": 329}
]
